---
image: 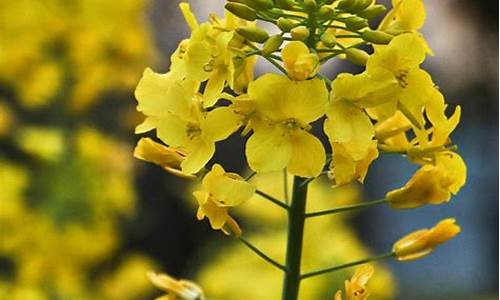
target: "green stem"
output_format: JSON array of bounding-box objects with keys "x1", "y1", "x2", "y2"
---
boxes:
[
  {"x1": 283, "y1": 169, "x2": 289, "y2": 204},
  {"x1": 300, "y1": 252, "x2": 395, "y2": 280},
  {"x1": 305, "y1": 198, "x2": 388, "y2": 218},
  {"x1": 281, "y1": 176, "x2": 308, "y2": 300},
  {"x1": 239, "y1": 237, "x2": 287, "y2": 272},
  {"x1": 255, "y1": 190, "x2": 289, "y2": 210}
]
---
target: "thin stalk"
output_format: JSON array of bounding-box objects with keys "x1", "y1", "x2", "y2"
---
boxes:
[
  {"x1": 283, "y1": 169, "x2": 289, "y2": 204},
  {"x1": 281, "y1": 176, "x2": 309, "y2": 300},
  {"x1": 245, "y1": 171, "x2": 257, "y2": 181},
  {"x1": 255, "y1": 189, "x2": 289, "y2": 210},
  {"x1": 305, "y1": 198, "x2": 388, "y2": 218},
  {"x1": 239, "y1": 237, "x2": 287, "y2": 272},
  {"x1": 301, "y1": 252, "x2": 395, "y2": 280}
]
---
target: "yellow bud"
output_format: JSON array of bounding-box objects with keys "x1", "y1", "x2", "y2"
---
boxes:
[
  {"x1": 276, "y1": 0, "x2": 295, "y2": 9},
  {"x1": 361, "y1": 30, "x2": 394, "y2": 45},
  {"x1": 225, "y1": 3, "x2": 257, "y2": 21},
  {"x1": 237, "y1": 26, "x2": 270, "y2": 43},
  {"x1": 290, "y1": 26, "x2": 310, "y2": 41},
  {"x1": 345, "y1": 48, "x2": 369, "y2": 66},
  {"x1": 254, "y1": 0, "x2": 274, "y2": 10},
  {"x1": 277, "y1": 17, "x2": 298, "y2": 32},
  {"x1": 393, "y1": 219, "x2": 460, "y2": 261},
  {"x1": 348, "y1": 0, "x2": 372, "y2": 14},
  {"x1": 303, "y1": 0, "x2": 317, "y2": 11},
  {"x1": 320, "y1": 32, "x2": 336, "y2": 48},
  {"x1": 318, "y1": 6, "x2": 335, "y2": 19},
  {"x1": 358, "y1": 4, "x2": 386, "y2": 19},
  {"x1": 344, "y1": 16, "x2": 368, "y2": 30},
  {"x1": 262, "y1": 35, "x2": 284, "y2": 55},
  {"x1": 337, "y1": 0, "x2": 356, "y2": 10}
]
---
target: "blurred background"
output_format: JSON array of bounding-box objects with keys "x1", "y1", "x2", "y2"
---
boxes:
[{"x1": 0, "y1": 0, "x2": 497, "y2": 299}]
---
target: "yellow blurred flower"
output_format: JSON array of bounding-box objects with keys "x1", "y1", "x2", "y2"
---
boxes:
[
  {"x1": 393, "y1": 218, "x2": 461, "y2": 261},
  {"x1": 334, "y1": 265, "x2": 374, "y2": 300},
  {"x1": 15, "y1": 127, "x2": 65, "y2": 162},
  {"x1": 148, "y1": 271, "x2": 205, "y2": 300}
]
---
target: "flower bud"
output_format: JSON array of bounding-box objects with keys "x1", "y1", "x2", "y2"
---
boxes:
[
  {"x1": 358, "y1": 4, "x2": 386, "y2": 19},
  {"x1": 320, "y1": 32, "x2": 336, "y2": 48},
  {"x1": 225, "y1": 3, "x2": 257, "y2": 21},
  {"x1": 290, "y1": 26, "x2": 310, "y2": 41},
  {"x1": 324, "y1": 0, "x2": 335, "y2": 4},
  {"x1": 237, "y1": 26, "x2": 270, "y2": 43},
  {"x1": 262, "y1": 34, "x2": 284, "y2": 55},
  {"x1": 345, "y1": 48, "x2": 369, "y2": 66},
  {"x1": 254, "y1": 0, "x2": 274, "y2": 10},
  {"x1": 344, "y1": 16, "x2": 368, "y2": 30},
  {"x1": 361, "y1": 30, "x2": 394, "y2": 45},
  {"x1": 227, "y1": 0, "x2": 260, "y2": 10},
  {"x1": 276, "y1": 0, "x2": 295, "y2": 9},
  {"x1": 393, "y1": 219, "x2": 461, "y2": 261},
  {"x1": 277, "y1": 17, "x2": 298, "y2": 32},
  {"x1": 318, "y1": 6, "x2": 335, "y2": 19},
  {"x1": 348, "y1": 0, "x2": 372, "y2": 14},
  {"x1": 303, "y1": 0, "x2": 317, "y2": 11},
  {"x1": 337, "y1": 0, "x2": 356, "y2": 10}
]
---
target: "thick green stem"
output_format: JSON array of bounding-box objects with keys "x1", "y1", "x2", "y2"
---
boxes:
[{"x1": 281, "y1": 176, "x2": 308, "y2": 300}]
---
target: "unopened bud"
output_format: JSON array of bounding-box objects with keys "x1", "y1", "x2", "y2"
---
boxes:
[
  {"x1": 344, "y1": 16, "x2": 368, "y2": 30},
  {"x1": 290, "y1": 26, "x2": 310, "y2": 41},
  {"x1": 276, "y1": 0, "x2": 295, "y2": 9},
  {"x1": 318, "y1": 6, "x2": 335, "y2": 19},
  {"x1": 303, "y1": 0, "x2": 317, "y2": 11},
  {"x1": 254, "y1": 0, "x2": 274, "y2": 10},
  {"x1": 358, "y1": 4, "x2": 386, "y2": 19},
  {"x1": 345, "y1": 48, "x2": 369, "y2": 66},
  {"x1": 348, "y1": 0, "x2": 372, "y2": 14},
  {"x1": 277, "y1": 17, "x2": 298, "y2": 32},
  {"x1": 225, "y1": 3, "x2": 257, "y2": 21},
  {"x1": 324, "y1": 0, "x2": 335, "y2": 4},
  {"x1": 361, "y1": 30, "x2": 393, "y2": 45},
  {"x1": 337, "y1": 0, "x2": 356, "y2": 10},
  {"x1": 320, "y1": 32, "x2": 336, "y2": 48},
  {"x1": 262, "y1": 35, "x2": 284, "y2": 55},
  {"x1": 237, "y1": 26, "x2": 270, "y2": 43}
]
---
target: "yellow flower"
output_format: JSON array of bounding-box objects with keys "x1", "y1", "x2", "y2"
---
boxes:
[
  {"x1": 148, "y1": 271, "x2": 205, "y2": 300},
  {"x1": 379, "y1": 0, "x2": 425, "y2": 35},
  {"x1": 365, "y1": 33, "x2": 434, "y2": 123},
  {"x1": 386, "y1": 151, "x2": 466, "y2": 209},
  {"x1": 193, "y1": 164, "x2": 255, "y2": 235},
  {"x1": 171, "y1": 3, "x2": 256, "y2": 107},
  {"x1": 329, "y1": 142, "x2": 379, "y2": 186},
  {"x1": 133, "y1": 137, "x2": 195, "y2": 179},
  {"x1": 334, "y1": 265, "x2": 374, "y2": 300},
  {"x1": 324, "y1": 100, "x2": 378, "y2": 185},
  {"x1": 374, "y1": 111, "x2": 412, "y2": 153},
  {"x1": 393, "y1": 218, "x2": 461, "y2": 261},
  {"x1": 282, "y1": 41, "x2": 320, "y2": 81},
  {"x1": 243, "y1": 74, "x2": 328, "y2": 177},
  {"x1": 135, "y1": 68, "x2": 242, "y2": 174}
]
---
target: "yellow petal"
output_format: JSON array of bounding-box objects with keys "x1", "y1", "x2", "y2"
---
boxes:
[
  {"x1": 288, "y1": 130, "x2": 326, "y2": 178},
  {"x1": 324, "y1": 100, "x2": 375, "y2": 160},
  {"x1": 202, "y1": 69, "x2": 227, "y2": 107},
  {"x1": 156, "y1": 113, "x2": 191, "y2": 148},
  {"x1": 245, "y1": 121, "x2": 292, "y2": 173},
  {"x1": 201, "y1": 106, "x2": 242, "y2": 142},
  {"x1": 179, "y1": 2, "x2": 199, "y2": 31},
  {"x1": 248, "y1": 74, "x2": 328, "y2": 123},
  {"x1": 203, "y1": 164, "x2": 255, "y2": 206},
  {"x1": 181, "y1": 137, "x2": 215, "y2": 174}
]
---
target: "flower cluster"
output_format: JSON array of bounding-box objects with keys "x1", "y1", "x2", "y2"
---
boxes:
[{"x1": 135, "y1": 0, "x2": 467, "y2": 299}]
